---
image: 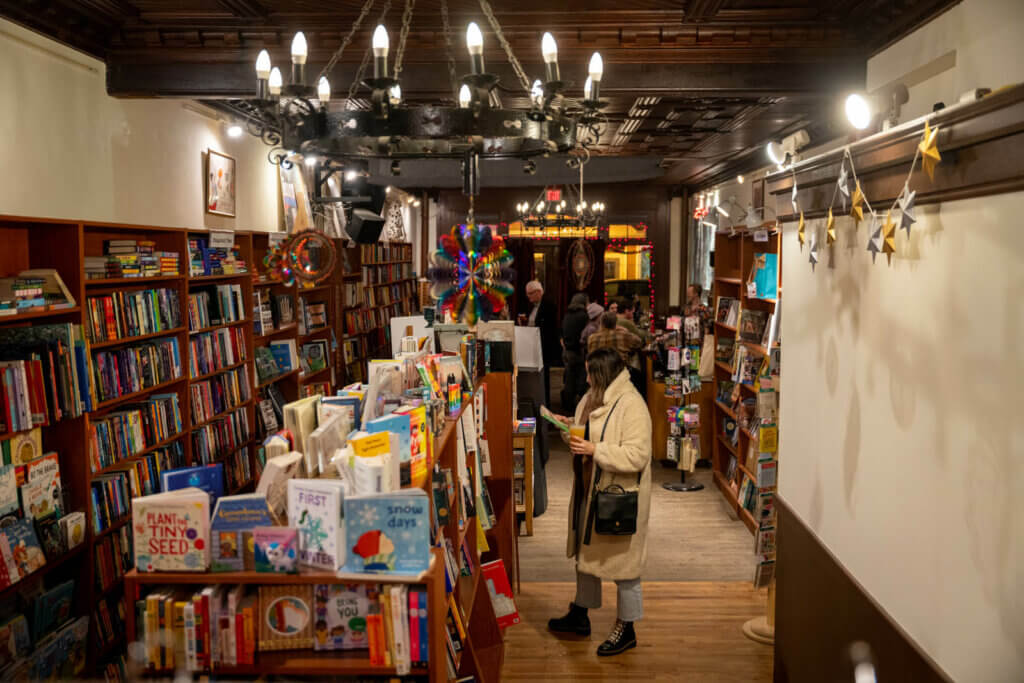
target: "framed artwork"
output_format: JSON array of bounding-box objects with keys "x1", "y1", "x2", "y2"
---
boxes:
[
  {"x1": 206, "y1": 149, "x2": 236, "y2": 217},
  {"x1": 604, "y1": 259, "x2": 619, "y2": 280}
]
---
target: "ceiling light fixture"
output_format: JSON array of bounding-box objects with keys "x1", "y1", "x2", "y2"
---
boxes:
[
  {"x1": 844, "y1": 84, "x2": 909, "y2": 132},
  {"x1": 736, "y1": 174, "x2": 744, "y2": 184},
  {"x1": 766, "y1": 129, "x2": 810, "y2": 169},
  {"x1": 230, "y1": 0, "x2": 611, "y2": 195},
  {"x1": 227, "y1": 124, "x2": 243, "y2": 138}
]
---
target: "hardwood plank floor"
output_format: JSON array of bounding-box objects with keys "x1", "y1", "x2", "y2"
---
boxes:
[{"x1": 502, "y1": 581, "x2": 773, "y2": 682}]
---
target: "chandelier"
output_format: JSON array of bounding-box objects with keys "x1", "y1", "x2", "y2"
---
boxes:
[
  {"x1": 514, "y1": 184, "x2": 607, "y2": 239},
  {"x1": 238, "y1": 0, "x2": 608, "y2": 177}
]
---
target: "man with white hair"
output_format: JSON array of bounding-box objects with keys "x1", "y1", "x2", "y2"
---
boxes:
[{"x1": 522, "y1": 279, "x2": 560, "y2": 404}]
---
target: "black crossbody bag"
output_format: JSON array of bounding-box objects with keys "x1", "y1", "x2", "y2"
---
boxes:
[{"x1": 584, "y1": 399, "x2": 642, "y2": 544}]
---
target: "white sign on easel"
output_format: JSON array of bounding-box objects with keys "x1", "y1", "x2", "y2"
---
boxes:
[{"x1": 514, "y1": 326, "x2": 543, "y2": 371}]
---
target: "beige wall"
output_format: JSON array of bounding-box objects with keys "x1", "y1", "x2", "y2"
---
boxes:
[
  {"x1": 778, "y1": 3, "x2": 1024, "y2": 680},
  {"x1": 0, "y1": 19, "x2": 279, "y2": 231}
]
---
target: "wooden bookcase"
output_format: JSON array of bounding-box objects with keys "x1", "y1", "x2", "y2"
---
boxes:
[
  {"x1": 710, "y1": 228, "x2": 781, "y2": 534},
  {"x1": 356, "y1": 242, "x2": 418, "y2": 371},
  {"x1": 512, "y1": 434, "x2": 534, "y2": 537}
]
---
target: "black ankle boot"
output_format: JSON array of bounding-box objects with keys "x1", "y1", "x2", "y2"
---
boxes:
[
  {"x1": 597, "y1": 619, "x2": 636, "y2": 656},
  {"x1": 548, "y1": 602, "x2": 591, "y2": 636}
]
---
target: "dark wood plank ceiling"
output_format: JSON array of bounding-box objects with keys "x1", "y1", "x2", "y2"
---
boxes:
[{"x1": 1, "y1": 0, "x2": 958, "y2": 188}]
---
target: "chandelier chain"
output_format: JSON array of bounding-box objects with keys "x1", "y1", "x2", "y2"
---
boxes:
[
  {"x1": 317, "y1": 0, "x2": 378, "y2": 83},
  {"x1": 347, "y1": 0, "x2": 393, "y2": 107},
  {"x1": 393, "y1": 0, "x2": 416, "y2": 78},
  {"x1": 440, "y1": 0, "x2": 459, "y2": 101},
  {"x1": 476, "y1": 0, "x2": 532, "y2": 92}
]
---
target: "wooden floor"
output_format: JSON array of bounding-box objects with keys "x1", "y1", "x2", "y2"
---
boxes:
[
  {"x1": 501, "y1": 581, "x2": 773, "y2": 682},
  {"x1": 520, "y1": 438, "x2": 756, "y2": 582}
]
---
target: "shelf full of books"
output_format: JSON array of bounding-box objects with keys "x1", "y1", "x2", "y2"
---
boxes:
[
  {"x1": 113, "y1": 339, "x2": 517, "y2": 682},
  {"x1": 711, "y1": 226, "x2": 780, "y2": 579}
]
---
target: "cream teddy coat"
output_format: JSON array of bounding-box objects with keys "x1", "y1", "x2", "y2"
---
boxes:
[{"x1": 566, "y1": 369, "x2": 652, "y2": 580}]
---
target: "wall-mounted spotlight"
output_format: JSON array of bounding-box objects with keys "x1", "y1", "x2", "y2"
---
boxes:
[
  {"x1": 844, "y1": 84, "x2": 909, "y2": 132},
  {"x1": 766, "y1": 129, "x2": 810, "y2": 168},
  {"x1": 227, "y1": 124, "x2": 243, "y2": 138}
]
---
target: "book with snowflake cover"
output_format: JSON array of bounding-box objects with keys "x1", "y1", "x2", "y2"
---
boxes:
[
  {"x1": 342, "y1": 489, "x2": 430, "y2": 575},
  {"x1": 131, "y1": 488, "x2": 210, "y2": 572},
  {"x1": 286, "y1": 479, "x2": 346, "y2": 571}
]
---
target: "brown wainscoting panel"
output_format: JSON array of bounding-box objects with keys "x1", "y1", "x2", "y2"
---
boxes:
[{"x1": 774, "y1": 497, "x2": 952, "y2": 683}]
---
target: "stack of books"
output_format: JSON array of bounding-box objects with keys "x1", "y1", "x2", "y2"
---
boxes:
[
  {"x1": 188, "y1": 239, "x2": 247, "y2": 277},
  {"x1": 95, "y1": 240, "x2": 180, "y2": 279}
]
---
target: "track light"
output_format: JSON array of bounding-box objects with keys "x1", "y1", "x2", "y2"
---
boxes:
[
  {"x1": 844, "y1": 85, "x2": 909, "y2": 132},
  {"x1": 845, "y1": 94, "x2": 872, "y2": 130},
  {"x1": 765, "y1": 129, "x2": 810, "y2": 168}
]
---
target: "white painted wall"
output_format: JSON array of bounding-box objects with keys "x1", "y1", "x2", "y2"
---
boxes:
[
  {"x1": 779, "y1": 4, "x2": 1024, "y2": 680},
  {"x1": 0, "y1": 19, "x2": 279, "y2": 231},
  {"x1": 867, "y1": 0, "x2": 1024, "y2": 124}
]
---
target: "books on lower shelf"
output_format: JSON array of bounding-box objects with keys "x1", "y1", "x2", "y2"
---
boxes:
[
  {"x1": 92, "y1": 471, "x2": 131, "y2": 534},
  {"x1": 86, "y1": 288, "x2": 182, "y2": 343},
  {"x1": 189, "y1": 327, "x2": 247, "y2": 378},
  {"x1": 716, "y1": 296, "x2": 739, "y2": 326},
  {"x1": 191, "y1": 407, "x2": 250, "y2": 465},
  {"x1": 88, "y1": 393, "x2": 183, "y2": 472},
  {"x1": 95, "y1": 525, "x2": 133, "y2": 593},
  {"x1": 0, "y1": 614, "x2": 88, "y2": 681},
  {"x1": 135, "y1": 580, "x2": 428, "y2": 674},
  {"x1": 190, "y1": 366, "x2": 250, "y2": 424},
  {"x1": 188, "y1": 285, "x2": 245, "y2": 330},
  {"x1": 297, "y1": 298, "x2": 328, "y2": 336},
  {"x1": 92, "y1": 336, "x2": 182, "y2": 403},
  {"x1": 0, "y1": 323, "x2": 92, "y2": 428}
]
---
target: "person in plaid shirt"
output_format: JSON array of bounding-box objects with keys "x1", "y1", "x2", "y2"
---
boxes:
[{"x1": 587, "y1": 311, "x2": 643, "y2": 363}]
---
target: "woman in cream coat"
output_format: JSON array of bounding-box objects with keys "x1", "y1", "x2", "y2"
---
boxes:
[{"x1": 549, "y1": 347, "x2": 652, "y2": 656}]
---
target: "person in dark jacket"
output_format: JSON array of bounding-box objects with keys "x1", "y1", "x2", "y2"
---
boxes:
[
  {"x1": 522, "y1": 280, "x2": 561, "y2": 404},
  {"x1": 560, "y1": 293, "x2": 590, "y2": 412}
]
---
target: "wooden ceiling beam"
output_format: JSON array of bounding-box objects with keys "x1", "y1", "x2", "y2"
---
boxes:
[{"x1": 213, "y1": 0, "x2": 267, "y2": 19}]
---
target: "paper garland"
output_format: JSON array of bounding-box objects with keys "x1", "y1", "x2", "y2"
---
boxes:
[{"x1": 804, "y1": 119, "x2": 940, "y2": 270}]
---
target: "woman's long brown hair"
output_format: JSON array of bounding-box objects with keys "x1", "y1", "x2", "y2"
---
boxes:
[{"x1": 580, "y1": 347, "x2": 625, "y2": 423}]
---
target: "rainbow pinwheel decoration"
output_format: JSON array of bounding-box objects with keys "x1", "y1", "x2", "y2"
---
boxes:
[{"x1": 428, "y1": 224, "x2": 514, "y2": 325}]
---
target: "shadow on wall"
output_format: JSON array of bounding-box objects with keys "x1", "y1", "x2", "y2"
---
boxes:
[{"x1": 790, "y1": 193, "x2": 1024, "y2": 669}]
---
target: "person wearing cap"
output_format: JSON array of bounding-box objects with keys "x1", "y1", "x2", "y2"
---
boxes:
[
  {"x1": 581, "y1": 302, "x2": 604, "y2": 348},
  {"x1": 521, "y1": 280, "x2": 560, "y2": 404},
  {"x1": 561, "y1": 293, "x2": 590, "y2": 412}
]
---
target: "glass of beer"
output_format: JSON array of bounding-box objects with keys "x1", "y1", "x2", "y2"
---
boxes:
[{"x1": 569, "y1": 424, "x2": 586, "y2": 441}]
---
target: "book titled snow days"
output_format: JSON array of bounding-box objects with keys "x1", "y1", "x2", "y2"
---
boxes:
[
  {"x1": 132, "y1": 488, "x2": 211, "y2": 572},
  {"x1": 343, "y1": 489, "x2": 430, "y2": 575},
  {"x1": 287, "y1": 479, "x2": 346, "y2": 571}
]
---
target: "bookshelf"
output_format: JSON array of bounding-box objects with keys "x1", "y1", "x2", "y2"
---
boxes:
[
  {"x1": 353, "y1": 242, "x2": 418, "y2": 374},
  {"x1": 710, "y1": 227, "x2": 781, "y2": 535},
  {"x1": 512, "y1": 434, "x2": 534, "y2": 537}
]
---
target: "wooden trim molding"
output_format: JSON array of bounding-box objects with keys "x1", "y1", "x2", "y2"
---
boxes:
[
  {"x1": 766, "y1": 84, "x2": 1024, "y2": 218},
  {"x1": 774, "y1": 496, "x2": 952, "y2": 683}
]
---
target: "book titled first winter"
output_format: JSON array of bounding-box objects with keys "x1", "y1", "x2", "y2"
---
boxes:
[{"x1": 287, "y1": 479, "x2": 346, "y2": 572}]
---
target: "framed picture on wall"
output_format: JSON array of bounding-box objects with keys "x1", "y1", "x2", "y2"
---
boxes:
[
  {"x1": 205, "y1": 149, "x2": 237, "y2": 217},
  {"x1": 604, "y1": 259, "x2": 619, "y2": 280}
]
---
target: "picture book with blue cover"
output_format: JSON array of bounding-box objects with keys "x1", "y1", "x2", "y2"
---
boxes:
[
  {"x1": 32, "y1": 578, "x2": 75, "y2": 641},
  {"x1": 287, "y1": 479, "x2": 346, "y2": 571},
  {"x1": 753, "y1": 253, "x2": 779, "y2": 300},
  {"x1": 160, "y1": 463, "x2": 225, "y2": 507},
  {"x1": 365, "y1": 412, "x2": 412, "y2": 486},
  {"x1": 209, "y1": 494, "x2": 275, "y2": 572},
  {"x1": 342, "y1": 489, "x2": 430, "y2": 575}
]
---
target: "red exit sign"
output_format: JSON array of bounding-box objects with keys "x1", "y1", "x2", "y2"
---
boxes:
[{"x1": 546, "y1": 187, "x2": 562, "y2": 202}]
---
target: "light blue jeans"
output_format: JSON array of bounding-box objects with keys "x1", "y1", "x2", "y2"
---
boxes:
[{"x1": 574, "y1": 571, "x2": 643, "y2": 622}]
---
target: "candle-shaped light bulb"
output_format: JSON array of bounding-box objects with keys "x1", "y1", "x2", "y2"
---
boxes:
[
  {"x1": 291, "y1": 32, "x2": 307, "y2": 65},
  {"x1": 372, "y1": 25, "x2": 389, "y2": 78},
  {"x1": 318, "y1": 77, "x2": 331, "y2": 102},
  {"x1": 389, "y1": 84, "x2": 401, "y2": 104},
  {"x1": 541, "y1": 32, "x2": 559, "y2": 82},
  {"x1": 459, "y1": 84, "x2": 471, "y2": 108},
  {"x1": 537, "y1": 201, "x2": 545, "y2": 212},
  {"x1": 268, "y1": 67, "x2": 283, "y2": 96},
  {"x1": 466, "y1": 22, "x2": 485, "y2": 74},
  {"x1": 531, "y1": 79, "x2": 544, "y2": 109},
  {"x1": 255, "y1": 50, "x2": 271, "y2": 79},
  {"x1": 584, "y1": 76, "x2": 592, "y2": 101},
  {"x1": 541, "y1": 32, "x2": 557, "y2": 63},
  {"x1": 588, "y1": 52, "x2": 603, "y2": 82}
]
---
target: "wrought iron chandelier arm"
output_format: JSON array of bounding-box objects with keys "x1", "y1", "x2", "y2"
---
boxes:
[
  {"x1": 392, "y1": 0, "x2": 416, "y2": 79},
  {"x1": 317, "y1": 0, "x2": 378, "y2": 83},
  {"x1": 347, "y1": 0, "x2": 392, "y2": 107},
  {"x1": 477, "y1": 0, "x2": 533, "y2": 92}
]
